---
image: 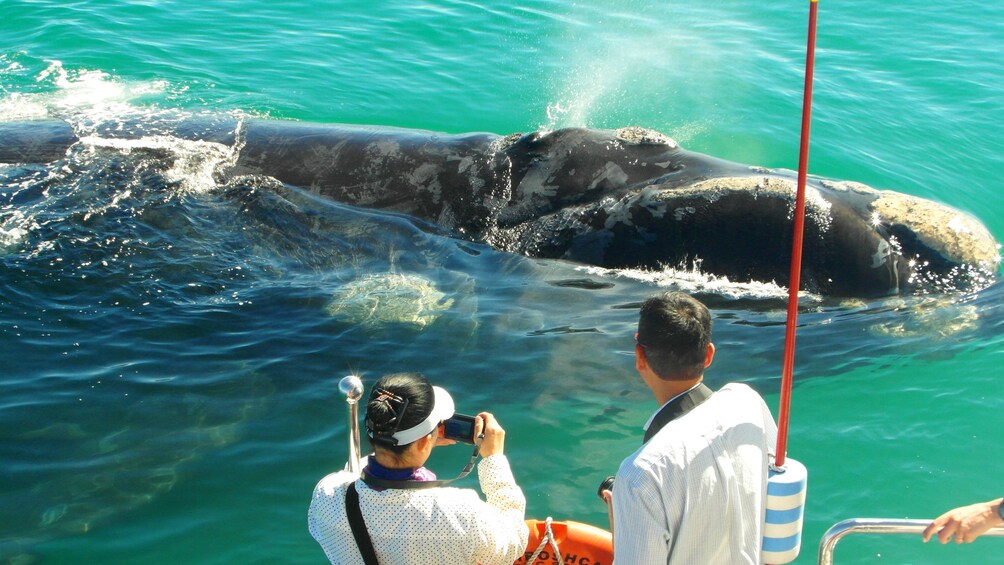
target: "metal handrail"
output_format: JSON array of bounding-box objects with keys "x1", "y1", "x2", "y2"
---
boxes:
[
  {"x1": 818, "y1": 518, "x2": 1004, "y2": 565},
  {"x1": 338, "y1": 375, "x2": 364, "y2": 474}
]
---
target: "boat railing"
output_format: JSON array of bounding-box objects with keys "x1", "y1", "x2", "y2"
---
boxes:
[{"x1": 818, "y1": 518, "x2": 1004, "y2": 565}]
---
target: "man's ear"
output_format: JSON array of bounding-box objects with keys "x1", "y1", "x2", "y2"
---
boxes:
[
  {"x1": 635, "y1": 344, "x2": 648, "y2": 373},
  {"x1": 704, "y1": 342, "x2": 716, "y2": 368}
]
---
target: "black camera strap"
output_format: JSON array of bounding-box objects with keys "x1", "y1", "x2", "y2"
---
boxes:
[
  {"x1": 345, "y1": 481, "x2": 380, "y2": 565},
  {"x1": 643, "y1": 383, "x2": 713, "y2": 443},
  {"x1": 360, "y1": 437, "x2": 482, "y2": 490}
]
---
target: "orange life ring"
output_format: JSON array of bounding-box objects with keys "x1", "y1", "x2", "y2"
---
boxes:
[{"x1": 514, "y1": 519, "x2": 613, "y2": 565}]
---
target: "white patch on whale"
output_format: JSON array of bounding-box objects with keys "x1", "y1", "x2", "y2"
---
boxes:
[{"x1": 588, "y1": 162, "x2": 628, "y2": 190}]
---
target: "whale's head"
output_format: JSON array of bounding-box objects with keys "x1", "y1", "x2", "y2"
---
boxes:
[{"x1": 502, "y1": 170, "x2": 1000, "y2": 297}]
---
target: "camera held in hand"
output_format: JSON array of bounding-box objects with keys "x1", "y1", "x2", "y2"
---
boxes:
[{"x1": 442, "y1": 413, "x2": 478, "y2": 444}]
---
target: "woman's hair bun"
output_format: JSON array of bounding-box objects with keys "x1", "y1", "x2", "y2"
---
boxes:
[{"x1": 363, "y1": 373, "x2": 433, "y2": 448}]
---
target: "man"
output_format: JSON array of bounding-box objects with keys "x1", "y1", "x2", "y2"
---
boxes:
[{"x1": 600, "y1": 291, "x2": 778, "y2": 564}]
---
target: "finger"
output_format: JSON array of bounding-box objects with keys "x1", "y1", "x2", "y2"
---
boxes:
[
  {"x1": 600, "y1": 490, "x2": 613, "y2": 506},
  {"x1": 938, "y1": 522, "x2": 959, "y2": 544},
  {"x1": 923, "y1": 515, "x2": 950, "y2": 543},
  {"x1": 922, "y1": 523, "x2": 937, "y2": 543},
  {"x1": 478, "y1": 412, "x2": 498, "y2": 434}
]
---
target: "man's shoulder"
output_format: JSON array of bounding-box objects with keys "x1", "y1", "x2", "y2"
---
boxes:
[
  {"x1": 640, "y1": 383, "x2": 768, "y2": 448},
  {"x1": 708, "y1": 382, "x2": 769, "y2": 410},
  {"x1": 716, "y1": 381, "x2": 760, "y2": 396},
  {"x1": 620, "y1": 425, "x2": 690, "y2": 476}
]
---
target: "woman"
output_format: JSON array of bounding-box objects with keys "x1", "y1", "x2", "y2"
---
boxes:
[{"x1": 308, "y1": 373, "x2": 528, "y2": 564}]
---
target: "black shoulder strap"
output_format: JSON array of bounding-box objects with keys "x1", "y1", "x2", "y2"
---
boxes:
[
  {"x1": 345, "y1": 482, "x2": 380, "y2": 565},
  {"x1": 643, "y1": 383, "x2": 714, "y2": 443}
]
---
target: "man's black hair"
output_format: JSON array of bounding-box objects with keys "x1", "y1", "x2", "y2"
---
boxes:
[{"x1": 636, "y1": 292, "x2": 712, "y2": 381}]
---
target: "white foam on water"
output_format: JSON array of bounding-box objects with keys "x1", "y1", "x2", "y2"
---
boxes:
[
  {"x1": 0, "y1": 219, "x2": 28, "y2": 250},
  {"x1": 0, "y1": 92, "x2": 50, "y2": 121},
  {"x1": 0, "y1": 61, "x2": 248, "y2": 196},
  {"x1": 76, "y1": 135, "x2": 235, "y2": 194},
  {"x1": 576, "y1": 261, "x2": 817, "y2": 302},
  {"x1": 34, "y1": 60, "x2": 169, "y2": 125},
  {"x1": 0, "y1": 60, "x2": 153, "y2": 123}
]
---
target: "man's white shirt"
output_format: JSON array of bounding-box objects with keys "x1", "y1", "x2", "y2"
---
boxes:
[{"x1": 612, "y1": 383, "x2": 778, "y2": 565}]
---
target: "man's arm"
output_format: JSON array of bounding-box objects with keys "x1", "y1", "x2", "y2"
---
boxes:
[
  {"x1": 922, "y1": 498, "x2": 1004, "y2": 544},
  {"x1": 610, "y1": 471, "x2": 671, "y2": 563}
]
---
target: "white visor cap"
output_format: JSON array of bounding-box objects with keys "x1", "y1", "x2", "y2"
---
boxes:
[{"x1": 391, "y1": 386, "x2": 455, "y2": 446}]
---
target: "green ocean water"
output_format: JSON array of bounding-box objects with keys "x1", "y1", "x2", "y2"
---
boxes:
[{"x1": 1, "y1": 1, "x2": 1002, "y2": 564}]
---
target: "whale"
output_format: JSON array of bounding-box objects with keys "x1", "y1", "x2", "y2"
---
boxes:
[{"x1": 0, "y1": 117, "x2": 999, "y2": 297}]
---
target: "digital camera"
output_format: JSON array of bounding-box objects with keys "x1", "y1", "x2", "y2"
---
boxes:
[{"x1": 442, "y1": 413, "x2": 477, "y2": 444}]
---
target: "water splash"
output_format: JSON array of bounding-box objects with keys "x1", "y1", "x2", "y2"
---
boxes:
[
  {"x1": 577, "y1": 261, "x2": 797, "y2": 302},
  {"x1": 0, "y1": 59, "x2": 171, "y2": 125},
  {"x1": 74, "y1": 134, "x2": 234, "y2": 194}
]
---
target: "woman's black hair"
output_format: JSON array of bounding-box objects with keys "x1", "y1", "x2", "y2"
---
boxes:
[{"x1": 364, "y1": 373, "x2": 434, "y2": 454}]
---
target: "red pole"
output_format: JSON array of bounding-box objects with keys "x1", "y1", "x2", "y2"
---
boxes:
[{"x1": 774, "y1": 0, "x2": 819, "y2": 469}]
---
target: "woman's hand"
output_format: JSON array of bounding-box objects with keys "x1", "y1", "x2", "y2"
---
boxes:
[{"x1": 475, "y1": 412, "x2": 505, "y2": 457}]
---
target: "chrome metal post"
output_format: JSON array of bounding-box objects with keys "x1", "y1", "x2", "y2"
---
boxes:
[{"x1": 338, "y1": 375, "x2": 364, "y2": 474}]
